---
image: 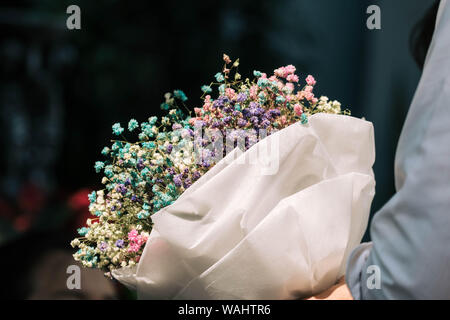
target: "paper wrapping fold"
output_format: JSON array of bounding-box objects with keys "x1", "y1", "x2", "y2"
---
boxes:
[{"x1": 112, "y1": 113, "x2": 376, "y2": 299}]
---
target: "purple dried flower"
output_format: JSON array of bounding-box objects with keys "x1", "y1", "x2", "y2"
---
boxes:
[
  {"x1": 255, "y1": 107, "x2": 264, "y2": 116},
  {"x1": 238, "y1": 119, "x2": 247, "y2": 127},
  {"x1": 99, "y1": 241, "x2": 108, "y2": 252},
  {"x1": 192, "y1": 171, "x2": 201, "y2": 180},
  {"x1": 174, "y1": 174, "x2": 183, "y2": 187},
  {"x1": 172, "y1": 123, "x2": 182, "y2": 130},
  {"x1": 261, "y1": 119, "x2": 271, "y2": 128},
  {"x1": 223, "y1": 116, "x2": 232, "y2": 123},
  {"x1": 115, "y1": 239, "x2": 124, "y2": 248},
  {"x1": 116, "y1": 184, "x2": 127, "y2": 196},
  {"x1": 249, "y1": 101, "x2": 260, "y2": 109},
  {"x1": 212, "y1": 95, "x2": 229, "y2": 108},
  {"x1": 236, "y1": 92, "x2": 248, "y2": 103},
  {"x1": 242, "y1": 108, "x2": 251, "y2": 119},
  {"x1": 137, "y1": 158, "x2": 145, "y2": 171},
  {"x1": 213, "y1": 100, "x2": 223, "y2": 108},
  {"x1": 269, "y1": 109, "x2": 281, "y2": 117},
  {"x1": 183, "y1": 178, "x2": 192, "y2": 189},
  {"x1": 223, "y1": 106, "x2": 233, "y2": 113},
  {"x1": 202, "y1": 160, "x2": 210, "y2": 168}
]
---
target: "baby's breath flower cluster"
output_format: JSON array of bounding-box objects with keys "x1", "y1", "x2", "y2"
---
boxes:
[{"x1": 71, "y1": 54, "x2": 349, "y2": 277}]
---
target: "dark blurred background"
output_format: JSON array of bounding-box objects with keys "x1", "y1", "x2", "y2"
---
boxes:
[{"x1": 0, "y1": 0, "x2": 436, "y2": 299}]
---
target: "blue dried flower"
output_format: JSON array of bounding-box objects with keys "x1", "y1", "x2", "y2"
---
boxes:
[
  {"x1": 174, "y1": 90, "x2": 188, "y2": 102},
  {"x1": 88, "y1": 191, "x2": 96, "y2": 203},
  {"x1": 94, "y1": 161, "x2": 104, "y2": 173},
  {"x1": 201, "y1": 85, "x2": 212, "y2": 93},
  {"x1": 112, "y1": 123, "x2": 124, "y2": 135},
  {"x1": 101, "y1": 147, "x2": 110, "y2": 156},
  {"x1": 276, "y1": 96, "x2": 286, "y2": 104},
  {"x1": 143, "y1": 141, "x2": 156, "y2": 149},
  {"x1": 77, "y1": 227, "x2": 90, "y2": 236},
  {"x1": 128, "y1": 119, "x2": 139, "y2": 132},
  {"x1": 301, "y1": 113, "x2": 308, "y2": 124},
  {"x1": 149, "y1": 116, "x2": 158, "y2": 125},
  {"x1": 257, "y1": 78, "x2": 269, "y2": 87},
  {"x1": 141, "y1": 167, "x2": 150, "y2": 177},
  {"x1": 215, "y1": 72, "x2": 225, "y2": 82},
  {"x1": 138, "y1": 132, "x2": 148, "y2": 140},
  {"x1": 104, "y1": 165, "x2": 114, "y2": 178}
]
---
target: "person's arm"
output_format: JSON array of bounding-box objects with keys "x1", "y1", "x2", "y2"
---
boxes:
[{"x1": 346, "y1": 0, "x2": 450, "y2": 299}]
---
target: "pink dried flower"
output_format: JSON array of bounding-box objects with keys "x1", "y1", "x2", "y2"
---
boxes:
[
  {"x1": 128, "y1": 229, "x2": 138, "y2": 241},
  {"x1": 306, "y1": 75, "x2": 316, "y2": 86},
  {"x1": 286, "y1": 74, "x2": 299, "y2": 83},
  {"x1": 305, "y1": 92, "x2": 315, "y2": 101},
  {"x1": 274, "y1": 67, "x2": 286, "y2": 78},
  {"x1": 274, "y1": 65, "x2": 296, "y2": 78},
  {"x1": 294, "y1": 104, "x2": 303, "y2": 116},
  {"x1": 128, "y1": 242, "x2": 141, "y2": 253},
  {"x1": 284, "y1": 83, "x2": 295, "y2": 92},
  {"x1": 250, "y1": 85, "x2": 258, "y2": 99},
  {"x1": 225, "y1": 88, "x2": 236, "y2": 100},
  {"x1": 203, "y1": 102, "x2": 212, "y2": 111},
  {"x1": 285, "y1": 65, "x2": 296, "y2": 75}
]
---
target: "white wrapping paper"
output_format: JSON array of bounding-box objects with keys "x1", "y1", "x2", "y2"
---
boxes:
[{"x1": 113, "y1": 113, "x2": 376, "y2": 299}]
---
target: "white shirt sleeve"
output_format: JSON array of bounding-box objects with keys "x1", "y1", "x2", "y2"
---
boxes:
[{"x1": 346, "y1": 0, "x2": 450, "y2": 299}]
